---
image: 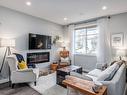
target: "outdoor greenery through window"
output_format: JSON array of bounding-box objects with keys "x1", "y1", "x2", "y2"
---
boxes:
[{"x1": 74, "y1": 25, "x2": 98, "y2": 55}]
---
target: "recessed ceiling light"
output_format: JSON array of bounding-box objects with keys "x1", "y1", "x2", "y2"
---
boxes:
[
  {"x1": 26, "y1": 1, "x2": 31, "y2": 6},
  {"x1": 102, "y1": 6, "x2": 107, "y2": 10},
  {"x1": 64, "y1": 17, "x2": 68, "y2": 21}
]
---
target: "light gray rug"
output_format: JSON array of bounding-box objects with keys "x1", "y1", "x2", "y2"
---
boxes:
[
  {"x1": 29, "y1": 72, "x2": 67, "y2": 95},
  {"x1": 43, "y1": 85, "x2": 67, "y2": 95}
]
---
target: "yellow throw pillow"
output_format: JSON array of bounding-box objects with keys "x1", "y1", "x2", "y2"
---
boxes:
[{"x1": 18, "y1": 61, "x2": 28, "y2": 69}]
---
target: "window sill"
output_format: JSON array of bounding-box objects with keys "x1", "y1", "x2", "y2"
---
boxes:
[{"x1": 74, "y1": 53, "x2": 96, "y2": 57}]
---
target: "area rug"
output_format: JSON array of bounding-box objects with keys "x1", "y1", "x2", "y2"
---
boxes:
[
  {"x1": 43, "y1": 85, "x2": 67, "y2": 95},
  {"x1": 29, "y1": 72, "x2": 67, "y2": 95}
]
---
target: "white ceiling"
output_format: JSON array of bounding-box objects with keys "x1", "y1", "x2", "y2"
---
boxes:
[{"x1": 0, "y1": 0, "x2": 127, "y2": 25}]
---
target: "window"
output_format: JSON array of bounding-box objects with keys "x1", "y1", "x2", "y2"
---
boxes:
[{"x1": 74, "y1": 26, "x2": 98, "y2": 55}]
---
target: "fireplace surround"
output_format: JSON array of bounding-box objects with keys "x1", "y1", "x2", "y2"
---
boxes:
[{"x1": 27, "y1": 52, "x2": 50, "y2": 64}]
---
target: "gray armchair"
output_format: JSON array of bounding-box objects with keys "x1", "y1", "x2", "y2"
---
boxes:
[{"x1": 7, "y1": 55, "x2": 39, "y2": 88}]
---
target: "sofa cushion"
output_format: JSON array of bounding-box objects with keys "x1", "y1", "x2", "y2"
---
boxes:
[
  {"x1": 85, "y1": 74, "x2": 98, "y2": 82},
  {"x1": 105, "y1": 64, "x2": 119, "y2": 81},
  {"x1": 88, "y1": 69, "x2": 102, "y2": 77},
  {"x1": 97, "y1": 72, "x2": 110, "y2": 81},
  {"x1": 97, "y1": 63, "x2": 119, "y2": 81},
  {"x1": 70, "y1": 72, "x2": 93, "y2": 81}
]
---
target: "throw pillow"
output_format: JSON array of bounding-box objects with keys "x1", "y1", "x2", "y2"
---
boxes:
[
  {"x1": 97, "y1": 72, "x2": 110, "y2": 81},
  {"x1": 18, "y1": 61, "x2": 28, "y2": 69},
  {"x1": 60, "y1": 57, "x2": 69, "y2": 63},
  {"x1": 96, "y1": 63, "x2": 108, "y2": 70},
  {"x1": 102, "y1": 64, "x2": 108, "y2": 70},
  {"x1": 110, "y1": 61, "x2": 117, "y2": 66},
  {"x1": 115, "y1": 60, "x2": 123, "y2": 67},
  {"x1": 105, "y1": 64, "x2": 119, "y2": 81},
  {"x1": 13, "y1": 53, "x2": 25, "y2": 63},
  {"x1": 88, "y1": 69, "x2": 102, "y2": 77},
  {"x1": 97, "y1": 63, "x2": 119, "y2": 81}
]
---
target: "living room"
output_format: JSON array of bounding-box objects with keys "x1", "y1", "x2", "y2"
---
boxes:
[{"x1": 0, "y1": 0, "x2": 127, "y2": 95}]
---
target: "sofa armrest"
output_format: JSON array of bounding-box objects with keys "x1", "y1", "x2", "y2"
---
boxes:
[
  {"x1": 16, "y1": 68, "x2": 33, "y2": 72},
  {"x1": 11, "y1": 70, "x2": 37, "y2": 82},
  {"x1": 99, "y1": 81, "x2": 113, "y2": 85},
  {"x1": 99, "y1": 80, "x2": 116, "y2": 95},
  {"x1": 16, "y1": 68, "x2": 39, "y2": 78}
]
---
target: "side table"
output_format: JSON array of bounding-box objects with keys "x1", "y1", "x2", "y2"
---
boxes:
[
  {"x1": 50, "y1": 63, "x2": 58, "y2": 72},
  {"x1": 57, "y1": 65, "x2": 82, "y2": 87}
]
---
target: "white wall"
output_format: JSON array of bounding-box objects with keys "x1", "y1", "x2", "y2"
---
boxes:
[
  {"x1": 0, "y1": 6, "x2": 64, "y2": 78},
  {"x1": 74, "y1": 55, "x2": 96, "y2": 72},
  {"x1": 109, "y1": 13, "x2": 127, "y2": 56},
  {"x1": 64, "y1": 12, "x2": 127, "y2": 72}
]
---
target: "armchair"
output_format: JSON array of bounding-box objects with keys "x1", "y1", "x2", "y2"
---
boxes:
[{"x1": 7, "y1": 55, "x2": 39, "y2": 88}]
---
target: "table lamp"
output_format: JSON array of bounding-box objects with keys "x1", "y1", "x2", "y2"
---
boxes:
[{"x1": 0, "y1": 38, "x2": 15, "y2": 73}]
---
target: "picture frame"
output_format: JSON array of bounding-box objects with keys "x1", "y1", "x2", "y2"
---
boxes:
[{"x1": 112, "y1": 33, "x2": 123, "y2": 47}]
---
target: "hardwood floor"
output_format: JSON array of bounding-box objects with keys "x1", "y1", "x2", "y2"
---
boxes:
[
  {"x1": 0, "y1": 83, "x2": 41, "y2": 95},
  {"x1": 0, "y1": 82, "x2": 126, "y2": 95}
]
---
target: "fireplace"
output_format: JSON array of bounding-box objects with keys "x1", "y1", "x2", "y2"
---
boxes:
[{"x1": 27, "y1": 52, "x2": 50, "y2": 64}]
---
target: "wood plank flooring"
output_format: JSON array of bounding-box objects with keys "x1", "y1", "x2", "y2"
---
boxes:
[
  {"x1": 0, "y1": 83, "x2": 41, "y2": 95},
  {"x1": 0, "y1": 82, "x2": 126, "y2": 95}
]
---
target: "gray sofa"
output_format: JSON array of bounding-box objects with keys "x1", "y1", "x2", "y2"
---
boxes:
[{"x1": 70, "y1": 62, "x2": 126, "y2": 95}]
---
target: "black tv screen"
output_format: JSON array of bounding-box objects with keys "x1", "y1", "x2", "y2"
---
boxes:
[{"x1": 29, "y1": 33, "x2": 51, "y2": 49}]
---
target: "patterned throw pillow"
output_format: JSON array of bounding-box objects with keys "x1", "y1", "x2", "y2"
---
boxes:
[
  {"x1": 13, "y1": 53, "x2": 25, "y2": 63},
  {"x1": 13, "y1": 53, "x2": 28, "y2": 69}
]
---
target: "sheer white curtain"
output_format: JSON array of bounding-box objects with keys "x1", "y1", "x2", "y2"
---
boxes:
[
  {"x1": 68, "y1": 24, "x2": 75, "y2": 65},
  {"x1": 97, "y1": 18, "x2": 111, "y2": 65}
]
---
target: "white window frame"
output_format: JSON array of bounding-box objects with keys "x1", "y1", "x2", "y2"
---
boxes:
[{"x1": 74, "y1": 25, "x2": 98, "y2": 56}]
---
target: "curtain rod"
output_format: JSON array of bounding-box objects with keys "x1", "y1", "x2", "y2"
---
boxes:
[
  {"x1": 67, "y1": 12, "x2": 127, "y2": 26},
  {"x1": 68, "y1": 16, "x2": 109, "y2": 26}
]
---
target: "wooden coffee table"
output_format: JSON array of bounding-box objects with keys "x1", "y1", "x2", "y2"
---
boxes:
[
  {"x1": 57, "y1": 65, "x2": 82, "y2": 87},
  {"x1": 63, "y1": 76, "x2": 107, "y2": 95}
]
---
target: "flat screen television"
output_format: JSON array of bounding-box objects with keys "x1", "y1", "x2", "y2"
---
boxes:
[{"x1": 29, "y1": 33, "x2": 51, "y2": 50}]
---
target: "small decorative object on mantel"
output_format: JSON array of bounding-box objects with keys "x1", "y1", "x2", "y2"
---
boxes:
[
  {"x1": 53, "y1": 35, "x2": 60, "y2": 44},
  {"x1": 112, "y1": 33, "x2": 123, "y2": 47}
]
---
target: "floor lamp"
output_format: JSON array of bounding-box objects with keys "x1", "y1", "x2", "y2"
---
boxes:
[{"x1": 0, "y1": 38, "x2": 15, "y2": 75}]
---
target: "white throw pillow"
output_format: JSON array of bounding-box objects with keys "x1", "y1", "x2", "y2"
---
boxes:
[
  {"x1": 60, "y1": 57, "x2": 69, "y2": 63},
  {"x1": 88, "y1": 69, "x2": 102, "y2": 77},
  {"x1": 105, "y1": 64, "x2": 119, "y2": 81},
  {"x1": 97, "y1": 63, "x2": 119, "y2": 81},
  {"x1": 97, "y1": 72, "x2": 110, "y2": 81}
]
